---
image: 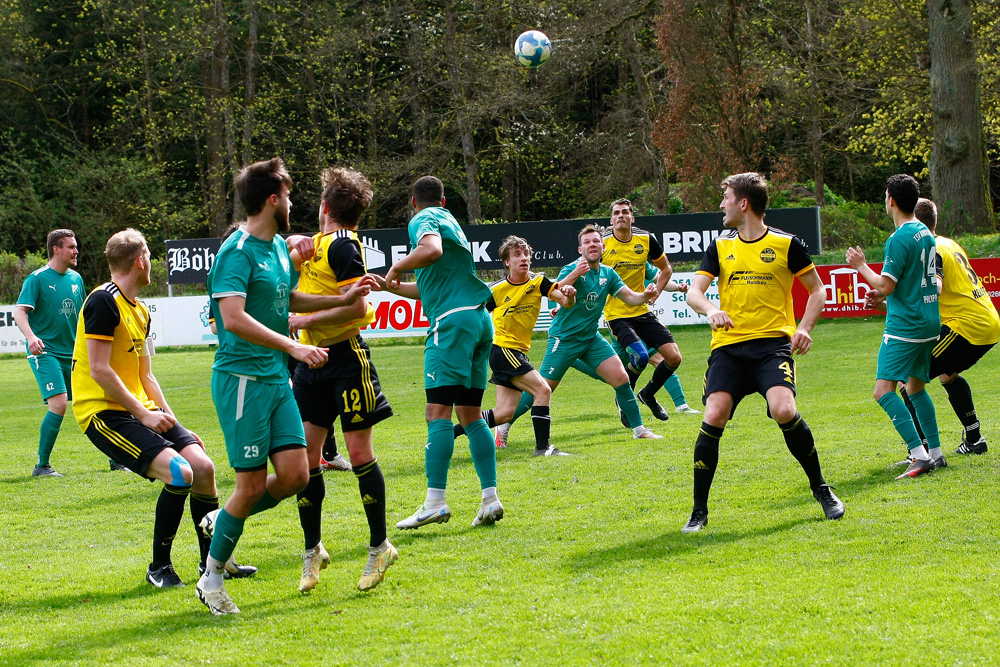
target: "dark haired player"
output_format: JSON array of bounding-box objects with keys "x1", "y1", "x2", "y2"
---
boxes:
[
  {"x1": 682, "y1": 172, "x2": 843, "y2": 532},
  {"x1": 196, "y1": 157, "x2": 373, "y2": 614},
  {"x1": 288, "y1": 166, "x2": 396, "y2": 592},
  {"x1": 869, "y1": 198, "x2": 998, "y2": 462},
  {"x1": 847, "y1": 174, "x2": 942, "y2": 479},
  {"x1": 379, "y1": 175, "x2": 503, "y2": 530}
]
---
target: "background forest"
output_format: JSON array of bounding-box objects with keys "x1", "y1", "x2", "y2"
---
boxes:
[{"x1": 1, "y1": 0, "x2": 998, "y2": 290}]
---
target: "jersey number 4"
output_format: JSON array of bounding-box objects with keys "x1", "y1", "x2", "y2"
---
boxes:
[{"x1": 919, "y1": 247, "x2": 937, "y2": 288}]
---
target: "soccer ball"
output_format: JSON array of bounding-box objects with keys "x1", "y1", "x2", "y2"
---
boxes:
[{"x1": 514, "y1": 30, "x2": 551, "y2": 67}]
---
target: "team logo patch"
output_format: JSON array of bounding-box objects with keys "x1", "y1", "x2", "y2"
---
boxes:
[
  {"x1": 599, "y1": 278, "x2": 607, "y2": 286},
  {"x1": 525, "y1": 284, "x2": 536, "y2": 295},
  {"x1": 633, "y1": 243, "x2": 644, "y2": 254},
  {"x1": 760, "y1": 248, "x2": 776, "y2": 263}
]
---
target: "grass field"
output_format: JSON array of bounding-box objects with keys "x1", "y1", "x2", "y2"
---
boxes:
[{"x1": 2, "y1": 318, "x2": 999, "y2": 666}]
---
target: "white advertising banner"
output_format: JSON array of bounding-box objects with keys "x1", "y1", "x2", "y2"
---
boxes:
[{"x1": 0, "y1": 272, "x2": 719, "y2": 351}]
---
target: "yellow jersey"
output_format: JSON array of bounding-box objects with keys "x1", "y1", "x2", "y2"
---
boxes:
[
  {"x1": 486, "y1": 273, "x2": 557, "y2": 352},
  {"x1": 601, "y1": 227, "x2": 665, "y2": 321},
  {"x1": 697, "y1": 227, "x2": 814, "y2": 349},
  {"x1": 71, "y1": 282, "x2": 156, "y2": 430},
  {"x1": 295, "y1": 229, "x2": 375, "y2": 345},
  {"x1": 935, "y1": 235, "x2": 1000, "y2": 345}
]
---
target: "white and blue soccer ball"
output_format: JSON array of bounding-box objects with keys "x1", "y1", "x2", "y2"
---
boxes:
[{"x1": 514, "y1": 30, "x2": 551, "y2": 68}]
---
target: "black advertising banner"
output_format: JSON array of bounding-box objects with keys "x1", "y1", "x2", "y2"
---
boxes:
[{"x1": 166, "y1": 207, "x2": 820, "y2": 284}]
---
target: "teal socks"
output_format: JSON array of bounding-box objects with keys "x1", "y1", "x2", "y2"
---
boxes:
[
  {"x1": 208, "y1": 508, "x2": 246, "y2": 563},
  {"x1": 615, "y1": 383, "x2": 643, "y2": 428},
  {"x1": 38, "y1": 411, "x2": 63, "y2": 466},
  {"x1": 907, "y1": 388, "x2": 941, "y2": 450},
  {"x1": 465, "y1": 418, "x2": 498, "y2": 490},
  {"x1": 425, "y1": 419, "x2": 456, "y2": 490},
  {"x1": 877, "y1": 391, "x2": 923, "y2": 450}
]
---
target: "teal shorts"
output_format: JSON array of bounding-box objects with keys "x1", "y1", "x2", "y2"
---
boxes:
[
  {"x1": 539, "y1": 332, "x2": 618, "y2": 382},
  {"x1": 424, "y1": 306, "x2": 493, "y2": 390},
  {"x1": 211, "y1": 370, "x2": 306, "y2": 471},
  {"x1": 876, "y1": 336, "x2": 935, "y2": 384},
  {"x1": 28, "y1": 353, "x2": 72, "y2": 402}
]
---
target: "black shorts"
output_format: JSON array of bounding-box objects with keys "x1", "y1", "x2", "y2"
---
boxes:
[
  {"x1": 293, "y1": 335, "x2": 393, "y2": 432},
  {"x1": 85, "y1": 409, "x2": 198, "y2": 479},
  {"x1": 489, "y1": 345, "x2": 535, "y2": 389},
  {"x1": 930, "y1": 325, "x2": 995, "y2": 377},
  {"x1": 608, "y1": 313, "x2": 674, "y2": 352},
  {"x1": 703, "y1": 337, "x2": 796, "y2": 417}
]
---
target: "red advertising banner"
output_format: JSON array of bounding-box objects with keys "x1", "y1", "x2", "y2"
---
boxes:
[{"x1": 792, "y1": 257, "x2": 1000, "y2": 319}]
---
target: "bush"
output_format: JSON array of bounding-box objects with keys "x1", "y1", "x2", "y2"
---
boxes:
[
  {"x1": 0, "y1": 250, "x2": 47, "y2": 304},
  {"x1": 820, "y1": 200, "x2": 893, "y2": 250}
]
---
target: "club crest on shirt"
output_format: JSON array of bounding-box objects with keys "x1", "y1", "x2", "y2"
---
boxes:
[
  {"x1": 760, "y1": 248, "x2": 776, "y2": 263},
  {"x1": 633, "y1": 243, "x2": 644, "y2": 254}
]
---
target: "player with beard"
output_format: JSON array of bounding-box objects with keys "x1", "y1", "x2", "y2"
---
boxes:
[{"x1": 195, "y1": 157, "x2": 374, "y2": 615}]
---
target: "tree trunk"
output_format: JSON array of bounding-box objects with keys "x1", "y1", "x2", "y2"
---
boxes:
[
  {"x1": 445, "y1": 2, "x2": 480, "y2": 223},
  {"x1": 927, "y1": 0, "x2": 994, "y2": 233},
  {"x1": 242, "y1": 0, "x2": 259, "y2": 165},
  {"x1": 805, "y1": 2, "x2": 825, "y2": 206}
]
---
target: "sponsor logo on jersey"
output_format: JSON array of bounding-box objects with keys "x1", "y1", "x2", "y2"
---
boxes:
[
  {"x1": 760, "y1": 248, "x2": 776, "y2": 263},
  {"x1": 725, "y1": 254, "x2": 736, "y2": 262}
]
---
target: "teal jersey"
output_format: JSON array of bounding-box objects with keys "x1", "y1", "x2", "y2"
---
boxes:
[
  {"x1": 882, "y1": 220, "x2": 940, "y2": 341},
  {"x1": 208, "y1": 228, "x2": 297, "y2": 383},
  {"x1": 16, "y1": 266, "x2": 85, "y2": 358},
  {"x1": 549, "y1": 262, "x2": 626, "y2": 341},
  {"x1": 408, "y1": 207, "x2": 491, "y2": 322}
]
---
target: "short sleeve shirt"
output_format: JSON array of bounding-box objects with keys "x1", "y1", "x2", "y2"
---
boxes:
[
  {"x1": 548, "y1": 262, "x2": 625, "y2": 341},
  {"x1": 408, "y1": 207, "x2": 491, "y2": 322},
  {"x1": 882, "y1": 221, "x2": 940, "y2": 341},
  {"x1": 295, "y1": 229, "x2": 375, "y2": 345},
  {"x1": 486, "y1": 273, "x2": 557, "y2": 352},
  {"x1": 696, "y1": 227, "x2": 813, "y2": 349},
  {"x1": 71, "y1": 283, "x2": 155, "y2": 429},
  {"x1": 602, "y1": 228, "x2": 664, "y2": 321},
  {"x1": 934, "y1": 235, "x2": 998, "y2": 345},
  {"x1": 16, "y1": 266, "x2": 85, "y2": 358},
  {"x1": 208, "y1": 228, "x2": 297, "y2": 383}
]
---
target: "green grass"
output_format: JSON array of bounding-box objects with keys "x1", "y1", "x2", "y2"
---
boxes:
[{"x1": 2, "y1": 319, "x2": 999, "y2": 665}]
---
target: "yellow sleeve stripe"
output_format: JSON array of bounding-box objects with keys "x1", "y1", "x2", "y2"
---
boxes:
[
  {"x1": 85, "y1": 334, "x2": 115, "y2": 341},
  {"x1": 337, "y1": 276, "x2": 364, "y2": 288},
  {"x1": 793, "y1": 264, "x2": 816, "y2": 277},
  {"x1": 695, "y1": 270, "x2": 716, "y2": 278}
]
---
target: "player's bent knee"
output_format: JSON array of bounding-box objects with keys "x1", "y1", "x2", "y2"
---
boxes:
[
  {"x1": 169, "y1": 456, "x2": 194, "y2": 487},
  {"x1": 625, "y1": 341, "x2": 649, "y2": 373}
]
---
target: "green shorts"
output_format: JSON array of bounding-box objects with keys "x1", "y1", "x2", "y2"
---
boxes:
[
  {"x1": 211, "y1": 370, "x2": 306, "y2": 471},
  {"x1": 876, "y1": 335, "x2": 935, "y2": 384},
  {"x1": 424, "y1": 306, "x2": 493, "y2": 390},
  {"x1": 28, "y1": 353, "x2": 72, "y2": 402},
  {"x1": 539, "y1": 332, "x2": 618, "y2": 382}
]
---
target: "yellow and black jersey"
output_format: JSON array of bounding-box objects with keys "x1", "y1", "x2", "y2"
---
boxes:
[
  {"x1": 602, "y1": 227, "x2": 665, "y2": 321},
  {"x1": 935, "y1": 236, "x2": 1000, "y2": 345},
  {"x1": 295, "y1": 229, "x2": 375, "y2": 345},
  {"x1": 697, "y1": 227, "x2": 814, "y2": 349},
  {"x1": 71, "y1": 282, "x2": 155, "y2": 430},
  {"x1": 486, "y1": 272, "x2": 557, "y2": 352}
]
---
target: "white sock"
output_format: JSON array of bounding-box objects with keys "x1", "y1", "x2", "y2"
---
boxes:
[
  {"x1": 425, "y1": 488, "x2": 446, "y2": 508},
  {"x1": 201, "y1": 556, "x2": 226, "y2": 591},
  {"x1": 633, "y1": 425, "x2": 646, "y2": 437},
  {"x1": 481, "y1": 486, "x2": 498, "y2": 502},
  {"x1": 928, "y1": 446, "x2": 943, "y2": 459},
  {"x1": 910, "y1": 445, "x2": 931, "y2": 461}
]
